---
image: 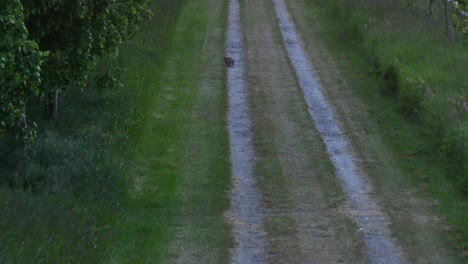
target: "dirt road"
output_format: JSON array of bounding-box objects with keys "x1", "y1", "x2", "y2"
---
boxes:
[
  {"x1": 226, "y1": 0, "x2": 403, "y2": 262},
  {"x1": 164, "y1": 0, "x2": 459, "y2": 263}
]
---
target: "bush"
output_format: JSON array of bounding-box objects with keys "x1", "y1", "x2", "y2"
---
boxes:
[
  {"x1": 5, "y1": 130, "x2": 124, "y2": 200},
  {"x1": 442, "y1": 124, "x2": 468, "y2": 194},
  {"x1": 398, "y1": 78, "x2": 425, "y2": 116},
  {"x1": 378, "y1": 64, "x2": 400, "y2": 97}
]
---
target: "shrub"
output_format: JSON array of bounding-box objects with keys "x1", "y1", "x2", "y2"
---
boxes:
[
  {"x1": 398, "y1": 78, "x2": 425, "y2": 117},
  {"x1": 378, "y1": 64, "x2": 400, "y2": 97},
  {"x1": 0, "y1": 0, "x2": 43, "y2": 138},
  {"x1": 5, "y1": 130, "x2": 124, "y2": 200},
  {"x1": 442, "y1": 124, "x2": 468, "y2": 194}
]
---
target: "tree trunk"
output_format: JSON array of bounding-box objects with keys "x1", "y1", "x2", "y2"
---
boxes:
[
  {"x1": 428, "y1": 0, "x2": 434, "y2": 18},
  {"x1": 44, "y1": 89, "x2": 61, "y2": 119},
  {"x1": 14, "y1": 106, "x2": 27, "y2": 144},
  {"x1": 53, "y1": 88, "x2": 60, "y2": 118},
  {"x1": 445, "y1": 0, "x2": 455, "y2": 40}
]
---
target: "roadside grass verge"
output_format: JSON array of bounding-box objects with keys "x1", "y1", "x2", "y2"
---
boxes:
[
  {"x1": 109, "y1": 0, "x2": 231, "y2": 262},
  {"x1": 0, "y1": 0, "x2": 185, "y2": 262},
  {"x1": 0, "y1": 49, "x2": 134, "y2": 264},
  {"x1": 323, "y1": 0, "x2": 467, "y2": 193},
  {"x1": 290, "y1": 0, "x2": 468, "y2": 260}
]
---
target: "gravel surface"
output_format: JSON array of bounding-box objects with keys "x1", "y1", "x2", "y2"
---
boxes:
[
  {"x1": 272, "y1": 0, "x2": 406, "y2": 263},
  {"x1": 226, "y1": 0, "x2": 267, "y2": 263}
]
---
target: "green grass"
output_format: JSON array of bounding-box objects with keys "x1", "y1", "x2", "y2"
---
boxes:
[
  {"x1": 1, "y1": 0, "x2": 232, "y2": 261},
  {"x1": 325, "y1": 0, "x2": 467, "y2": 191},
  {"x1": 109, "y1": 0, "x2": 231, "y2": 261},
  {"x1": 291, "y1": 0, "x2": 468, "y2": 260},
  {"x1": 0, "y1": 73, "x2": 133, "y2": 263},
  {"x1": 0, "y1": 0, "x2": 190, "y2": 262}
]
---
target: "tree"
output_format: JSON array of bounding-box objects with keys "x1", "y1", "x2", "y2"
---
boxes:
[
  {"x1": 445, "y1": 0, "x2": 455, "y2": 39},
  {"x1": 0, "y1": 0, "x2": 43, "y2": 142},
  {"x1": 453, "y1": 0, "x2": 468, "y2": 34},
  {"x1": 21, "y1": 0, "x2": 151, "y2": 118}
]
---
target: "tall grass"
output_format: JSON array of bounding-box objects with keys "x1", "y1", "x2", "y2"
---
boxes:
[
  {"x1": 321, "y1": 0, "x2": 467, "y2": 193},
  {"x1": 0, "y1": 0, "x2": 185, "y2": 262}
]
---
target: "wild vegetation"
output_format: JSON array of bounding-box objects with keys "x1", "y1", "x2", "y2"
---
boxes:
[
  {"x1": 0, "y1": 0, "x2": 186, "y2": 262},
  {"x1": 0, "y1": 0, "x2": 43, "y2": 141},
  {"x1": 1, "y1": 0, "x2": 151, "y2": 140},
  {"x1": 317, "y1": 0, "x2": 467, "y2": 193},
  {"x1": 301, "y1": 0, "x2": 467, "y2": 257}
]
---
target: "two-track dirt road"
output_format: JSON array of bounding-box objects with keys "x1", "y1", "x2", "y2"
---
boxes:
[
  {"x1": 226, "y1": 0, "x2": 403, "y2": 262},
  {"x1": 164, "y1": 0, "x2": 460, "y2": 263}
]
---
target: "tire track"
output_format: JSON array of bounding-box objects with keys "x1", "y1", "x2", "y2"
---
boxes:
[
  {"x1": 226, "y1": 0, "x2": 267, "y2": 263},
  {"x1": 242, "y1": 0, "x2": 366, "y2": 262},
  {"x1": 272, "y1": 0, "x2": 406, "y2": 263}
]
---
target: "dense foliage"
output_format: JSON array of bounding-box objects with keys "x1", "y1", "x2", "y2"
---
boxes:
[
  {"x1": 0, "y1": 1, "x2": 186, "y2": 261},
  {"x1": 0, "y1": 0, "x2": 43, "y2": 137},
  {"x1": 22, "y1": 0, "x2": 151, "y2": 92},
  {"x1": 454, "y1": 0, "x2": 468, "y2": 34},
  {"x1": 0, "y1": 0, "x2": 151, "y2": 135}
]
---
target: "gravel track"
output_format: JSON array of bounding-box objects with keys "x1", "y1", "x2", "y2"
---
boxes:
[
  {"x1": 226, "y1": 0, "x2": 267, "y2": 263},
  {"x1": 272, "y1": 0, "x2": 406, "y2": 263},
  {"x1": 241, "y1": 0, "x2": 365, "y2": 262},
  {"x1": 225, "y1": 0, "x2": 408, "y2": 262}
]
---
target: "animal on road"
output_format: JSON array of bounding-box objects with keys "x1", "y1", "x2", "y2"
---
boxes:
[{"x1": 224, "y1": 56, "x2": 235, "y2": 67}]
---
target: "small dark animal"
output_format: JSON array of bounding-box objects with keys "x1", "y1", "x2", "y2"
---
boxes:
[{"x1": 223, "y1": 56, "x2": 235, "y2": 67}]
